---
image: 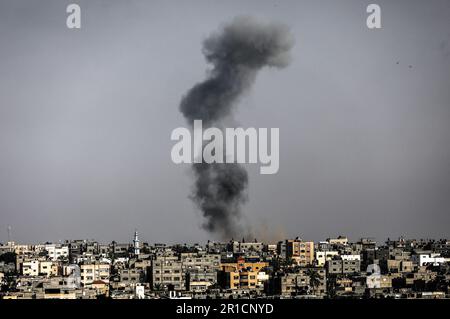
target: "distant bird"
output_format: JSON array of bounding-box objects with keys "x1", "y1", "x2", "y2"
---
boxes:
[
  {"x1": 396, "y1": 61, "x2": 399, "y2": 64},
  {"x1": 409, "y1": 65, "x2": 412, "y2": 68}
]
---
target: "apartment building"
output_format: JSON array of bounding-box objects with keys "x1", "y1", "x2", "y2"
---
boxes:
[
  {"x1": 39, "y1": 261, "x2": 58, "y2": 277},
  {"x1": 270, "y1": 268, "x2": 326, "y2": 296},
  {"x1": 180, "y1": 252, "x2": 220, "y2": 272},
  {"x1": 315, "y1": 251, "x2": 339, "y2": 267},
  {"x1": 151, "y1": 255, "x2": 184, "y2": 291},
  {"x1": 21, "y1": 260, "x2": 39, "y2": 276},
  {"x1": 219, "y1": 269, "x2": 259, "y2": 289},
  {"x1": 327, "y1": 259, "x2": 361, "y2": 275},
  {"x1": 45, "y1": 244, "x2": 69, "y2": 261},
  {"x1": 229, "y1": 241, "x2": 264, "y2": 254},
  {"x1": 286, "y1": 239, "x2": 315, "y2": 266},
  {"x1": 221, "y1": 256, "x2": 268, "y2": 273},
  {"x1": 80, "y1": 262, "x2": 110, "y2": 285},
  {"x1": 186, "y1": 269, "x2": 217, "y2": 292},
  {"x1": 327, "y1": 236, "x2": 349, "y2": 246}
]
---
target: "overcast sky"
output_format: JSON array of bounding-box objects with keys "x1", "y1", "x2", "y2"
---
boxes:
[{"x1": 0, "y1": 0, "x2": 449, "y2": 244}]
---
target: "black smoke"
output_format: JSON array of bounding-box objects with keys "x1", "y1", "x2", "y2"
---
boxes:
[{"x1": 179, "y1": 16, "x2": 294, "y2": 239}]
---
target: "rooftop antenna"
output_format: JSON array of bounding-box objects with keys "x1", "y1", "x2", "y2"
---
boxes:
[{"x1": 7, "y1": 225, "x2": 12, "y2": 242}]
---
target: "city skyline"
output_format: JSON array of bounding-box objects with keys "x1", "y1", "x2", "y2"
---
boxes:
[
  {"x1": 1, "y1": 228, "x2": 448, "y2": 246},
  {"x1": 1, "y1": 235, "x2": 449, "y2": 299}
]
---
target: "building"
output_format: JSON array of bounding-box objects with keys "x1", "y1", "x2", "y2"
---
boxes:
[
  {"x1": 80, "y1": 262, "x2": 110, "y2": 285},
  {"x1": 315, "y1": 251, "x2": 339, "y2": 267},
  {"x1": 327, "y1": 236, "x2": 349, "y2": 246},
  {"x1": 380, "y1": 259, "x2": 413, "y2": 274},
  {"x1": 229, "y1": 240, "x2": 264, "y2": 255},
  {"x1": 151, "y1": 255, "x2": 184, "y2": 291},
  {"x1": 270, "y1": 268, "x2": 326, "y2": 296},
  {"x1": 112, "y1": 242, "x2": 130, "y2": 257},
  {"x1": 221, "y1": 256, "x2": 268, "y2": 273},
  {"x1": 180, "y1": 252, "x2": 220, "y2": 272},
  {"x1": 219, "y1": 256, "x2": 269, "y2": 290},
  {"x1": 341, "y1": 254, "x2": 361, "y2": 261},
  {"x1": 91, "y1": 280, "x2": 109, "y2": 296},
  {"x1": 219, "y1": 269, "x2": 259, "y2": 290},
  {"x1": 186, "y1": 269, "x2": 217, "y2": 292},
  {"x1": 45, "y1": 244, "x2": 69, "y2": 261},
  {"x1": 286, "y1": 239, "x2": 315, "y2": 266},
  {"x1": 21, "y1": 260, "x2": 39, "y2": 276},
  {"x1": 412, "y1": 253, "x2": 446, "y2": 266},
  {"x1": 39, "y1": 261, "x2": 58, "y2": 277},
  {"x1": 118, "y1": 268, "x2": 145, "y2": 285},
  {"x1": 326, "y1": 259, "x2": 360, "y2": 275}
]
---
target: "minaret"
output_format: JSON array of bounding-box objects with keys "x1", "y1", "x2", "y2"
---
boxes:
[
  {"x1": 133, "y1": 229, "x2": 140, "y2": 256},
  {"x1": 7, "y1": 225, "x2": 12, "y2": 242}
]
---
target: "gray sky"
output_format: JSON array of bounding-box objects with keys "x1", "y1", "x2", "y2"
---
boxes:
[{"x1": 0, "y1": 0, "x2": 449, "y2": 244}]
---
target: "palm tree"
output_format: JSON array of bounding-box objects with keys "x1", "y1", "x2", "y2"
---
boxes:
[
  {"x1": 306, "y1": 268, "x2": 322, "y2": 295},
  {"x1": 153, "y1": 283, "x2": 162, "y2": 292}
]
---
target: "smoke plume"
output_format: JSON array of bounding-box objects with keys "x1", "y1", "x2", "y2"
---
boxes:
[{"x1": 179, "y1": 16, "x2": 294, "y2": 239}]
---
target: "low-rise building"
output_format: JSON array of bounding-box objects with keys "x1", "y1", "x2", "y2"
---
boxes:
[
  {"x1": 21, "y1": 260, "x2": 39, "y2": 276},
  {"x1": 327, "y1": 259, "x2": 360, "y2": 275},
  {"x1": 151, "y1": 255, "x2": 184, "y2": 291},
  {"x1": 80, "y1": 262, "x2": 110, "y2": 285}
]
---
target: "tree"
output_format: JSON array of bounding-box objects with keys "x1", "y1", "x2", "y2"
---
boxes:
[
  {"x1": 153, "y1": 283, "x2": 162, "y2": 292},
  {"x1": 306, "y1": 268, "x2": 322, "y2": 295},
  {"x1": 0, "y1": 252, "x2": 16, "y2": 264}
]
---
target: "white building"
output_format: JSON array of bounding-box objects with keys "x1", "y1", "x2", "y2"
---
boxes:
[
  {"x1": 80, "y1": 262, "x2": 110, "y2": 285},
  {"x1": 45, "y1": 244, "x2": 69, "y2": 261},
  {"x1": 39, "y1": 261, "x2": 58, "y2": 277},
  {"x1": 315, "y1": 251, "x2": 339, "y2": 266},
  {"x1": 413, "y1": 253, "x2": 446, "y2": 266},
  {"x1": 257, "y1": 271, "x2": 270, "y2": 289},
  {"x1": 341, "y1": 254, "x2": 361, "y2": 261},
  {"x1": 22, "y1": 260, "x2": 39, "y2": 276},
  {"x1": 327, "y1": 236, "x2": 348, "y2": 246},
  {"x1": 135, "y1": 284, "x2": 145, "y2": 299}
]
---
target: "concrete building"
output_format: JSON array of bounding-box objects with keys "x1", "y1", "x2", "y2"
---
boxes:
[
  {"x1": 180, "y1": 252, "x2": 220, "y2": 272},
  {"x1": 80, "y1": 262, "x2": 110, "y2": 285},
  {"x1": 45, "y1": 244, "x2": 69, "y2": 261},
  {"x1": 112, "y1": 242, "x2": 130, "y2": 257},
  {"x1": 219, "y1": 256, "x2": 269, "y2": 290},
  {"x1": 327, "y1": 259, "x2": 361, "y2": 275},
  {"x1": 118, "y1": 268, "x2": 145, "y2": 285},
  {"x1": 229, "y1": 240, "x2": 264, "y2": 255},
  {"x1": 186, "y1": 269, "x2": 217, "y2": 292},
  {"x1": 219, "y1": 269, "x2": 259, "y2": 290},
  {"x1": 327, "y1": 236, "x2": 349, "y2": 246},
  {"x1": 39, "y1": 261, "x2": 58, "y2": 277},
  {"x1": 341, "y1": 254, "x2": 361, "y2": 261},
  {"x1": 412, "y1": 253, "x2": 446, "y2": 266},
  {"x1": 221, "y1": 256, "x2": 268, "y2": 273},
  {"x1": 315, "y1": 251, "x2": 339, "y2": 267},
  {"x1": 286, "y1": 239, "x2": 315, "y2": 266},
  {"x1": 151, "y1": 255, "x2": 184, "y2": 291},
  {"x1": 21, "y1": 260, "x2": 39, "y2": 276},
  {"x1": 276, "y1": 241, "x2": 287, "y2": 258},
  {"x1": 380, "y1": 259, "x2": 414, "y2": 274},
  {"x1": 270, "y1": 268, "x2": 326, "y2": 296}
]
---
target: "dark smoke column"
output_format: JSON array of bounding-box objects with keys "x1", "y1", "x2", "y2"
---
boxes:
[{"x1": 179, "y1": 16, "x2": 294, "y2": 239}]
